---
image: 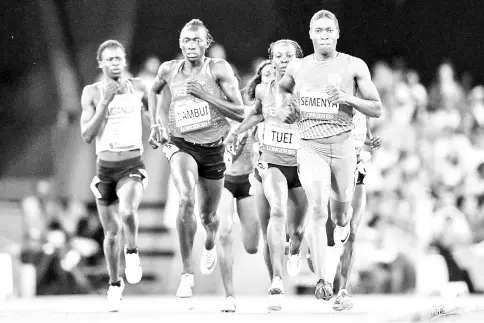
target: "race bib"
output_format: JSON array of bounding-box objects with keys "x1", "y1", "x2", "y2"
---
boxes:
[
  {"x1": 108, "y1": 123, "x2": 136, "y2": 149},
  {"x1": 299, "y1": 89, "x2": 339, "y2": 120},
  {"x1": 174, "y1": 99, "x2": 211, "y2": 133},
  {"x1": 263, "y1": 121, "x2": 300, "y2": 156}
]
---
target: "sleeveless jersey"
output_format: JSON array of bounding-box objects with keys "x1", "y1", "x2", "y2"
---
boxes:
[
  {"x1": 260, "y1": 80, "x2": 300, "y2": 166},
  {"x1": 95, "y1": 79, "x2": 143, "y2": 155},
  {"x1": 294, "y1": 53, "x2": 356, "y2": 139},
  {"x1": 167, "y1": 58, "x2": 230, "y2": 144},
  {"x1": 352, "y1": 110, "x2": 367, "y2": 155}
]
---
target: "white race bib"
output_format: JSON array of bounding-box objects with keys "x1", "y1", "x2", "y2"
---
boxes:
[
  {"x1": 263, "y1": 121, "x2": 300, "y2": 156},
  {"x1": 299, "y1": 89, "x2": 339, "y2": 120},
  {"x1": 174, "y1": 99, "x2": 211, "y2": 133},
  {"x1": 106, "y1": 119, "x2": 138, "y2": 150}
]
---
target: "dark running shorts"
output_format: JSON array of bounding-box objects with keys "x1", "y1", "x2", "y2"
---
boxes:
[
  {"x1": 224, "y1": 173, "x2": 252, "y2": 200},
  {"x1": 163, "y1": 136, "x2": 225, "y2": 180},
  {"x1": 254, "y1": 162, "x2": 301, "y2": 189},
  {"x1": 90, "y1": 156, "x2": 147, "y2": 206}
]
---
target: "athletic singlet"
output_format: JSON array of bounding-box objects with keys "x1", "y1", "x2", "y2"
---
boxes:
[
  {"x1": 260, "y1": 80, "x2": 300, "y2": 166},
  {"x1": 95, "y1": 79, "x2": 143, "y2": 155},
  {"x1": 352, "y1": 110, "x2": 367, "y2": 155},
  {"x1": 224, "y1": 120, "x2": 258, "y2": 176},
  {"x1": 166, "y1": 58, "x2": 230, "y2": 144},
  {"x1": 294, "y1": 53, "x2": 356, "y2": 139}
]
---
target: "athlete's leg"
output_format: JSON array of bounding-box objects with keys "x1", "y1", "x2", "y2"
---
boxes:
[
  {"x1": 298, "y1": 142, "x2": 332, "y2": 300},
  {"x1": 339, "y1": 181, "x2": 366, "y2": 290},
  {"x1": 287, "y1": 187, "x2": 308, "y2": 256},
  {"x1": 97, "y1": 202, "x2": 122, "y2": 284},
  {"x1": 116, "y1": 180, "x2": 143, "y2": 250},
  {"x1": 197, "y1": 176, "x2": 223, "y2": 274},
  {"x1": 170, "y1": 152, "x2": 199, "y2": 274},
  {"x1": 117, "y1": 179, "x2": 144, "y2": 284},
  {"x1": 332, "y1": 164, "x2": 366, "y2": 311},
  {"x1": 328, "y1": 138, "x2": 357, "y2": 236},
  {"x1": 252, "y1": 175, "x2": 272, "y2": 279},
  {"x1": 261, "y1": 167, "x2": 289, "y2": 281},
  {"x1": 216, "y1": 188, "x2": 236, "y2": 298},
  {"x1": 236, "y1": 195, "x2": 260, "y2": 254}
]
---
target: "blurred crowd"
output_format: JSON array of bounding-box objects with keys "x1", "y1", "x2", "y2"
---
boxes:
[
  {"x1": 14, "y1": 44, "x2": 484, "y2": 296},
  {"x1": 354, "y1": 59, "x2": 484, "y2": 294}
]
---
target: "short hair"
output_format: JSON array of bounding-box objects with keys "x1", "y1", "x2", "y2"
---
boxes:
[
  {"x1": 181, "y1": 19, "x2": 214, "y2": 48},
  {"x1": 310, "y1": 10, "x2": 339, "y2": 31},
  {"x1": 97, "y1": 40, "x2": 125, "y2": 61},
  {"x1": 268, "y1": 39, "x2": 304, "y2": 60}
]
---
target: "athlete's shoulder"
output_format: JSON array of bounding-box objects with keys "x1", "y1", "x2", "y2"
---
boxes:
[
  {"x1": 208, "y1": 58, "x2": 233, "y2": 72},
  {"x1": 127, "y1": 77, "x2": 148, "y2": 92},
  {"x1": 344, "y1": 54, "x2": 367, "y2": 68},
  {"x1": 157, "y1": 60, "x2": 179, "y2": 80},
  {"x1": 82, "y1": 82, "x2": 100, "y2": 97}
]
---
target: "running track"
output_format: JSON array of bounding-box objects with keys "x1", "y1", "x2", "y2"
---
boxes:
[{"x1": 1, "y1": 295, "x2": 483, "y2": 323}]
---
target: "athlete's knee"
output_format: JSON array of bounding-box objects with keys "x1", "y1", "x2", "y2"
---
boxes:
[
  {"x1": 309, "y1": 204, "x2": 328, "y2": 221},
  {"x1": 244, "y1": 242, "x2": 258, "y2": 254},
  {"x1": 178, "y1": 194, "x2": 195, "y2": 212},
  {"x1": 218, "y1": 225, "x2": 232, "y2": 245},
  {"x1": 331, "y1": 204, "x2": 352, "y2": 226},
  {"x1": 104, "y1": 224, "x2": 121, "y2": 242},
  {"x1": 200, "y1": 210, "x2": 218, "y2": 226},
  {"x1": 288, "y1": 225, "x2": 305, "y2": 243},
  {"x1": 269, "y1": 204, "x2": 285, "y2": 219},
  {"x1": 118, "y1": 204, "x2": 138, "y2": 222}
]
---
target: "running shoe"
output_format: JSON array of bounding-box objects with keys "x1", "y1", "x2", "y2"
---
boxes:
[
  {"x1": 268, "y1": 276, "x2": 284, "y2": 311},
  {"x1": 332, "y1": 289, "x2": 354, "y2": 311},
  {"x1": 124, "y1": 246, "x2": 142, "y2": 284},
  {"x1": 200, "y1": 245, "x2": 217, "y2": 275},
  {"x1": 107, "y1": 278, "x2": 125, "y2": 312},
  {"x1": 334, "y1": 225, "x2": 350, "y2": 245},
  {"x1": 221, "y1": 296, "x2": 236, "y2": 313},
  {"x1": 287, "y1": 252, "x2": 302, "y2": 276},
  {"x1": 315, "y1": 279, "x2": 333, "y2": 301},
  {"x1": 176, "y1": 273, "x2": 194, "y2": 298}
]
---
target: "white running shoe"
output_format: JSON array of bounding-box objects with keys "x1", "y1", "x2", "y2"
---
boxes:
[
  {"x1": 124, "y1": 247, "x2": 142, "y2": 284},
  {"x1": 176, "y1": 273, "x2": 194, "y2": 298},
  {"x1": 267, "y1": 276, "x2": 284, "y2": 311},
  {"x1": 334, "y1": 225, "x2": 350, "y2": 246},
  {"x1": 107, "y1": 278, "x2": 125, "y2": 312},
  {"x1": 221, "y1": 296, "x2": 236, "y2": 313},
  {"x1": 333, "y1": 289, "x2": 354, "y2": 311},
  {"x1": 200, "y1": 245, "x2": 217, "y2": 275},
  {"x1": 287, "y1": 252, "x2": 302, "y2": 276}
]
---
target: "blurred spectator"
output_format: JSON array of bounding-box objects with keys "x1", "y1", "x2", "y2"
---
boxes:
[
  {"x1": 137, "y1": 55, "x2": 161, "y2": 90},
  {"x1": 20, "y1": 179, "x2": 100, "y2": 295},
  {"x1": 429, "y1": 61, "x2": 465, "y2": 112}
]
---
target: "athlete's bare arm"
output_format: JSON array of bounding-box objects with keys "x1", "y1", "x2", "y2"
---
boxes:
[
  {"x1": 327, "y1": 57, "x2": 382, "y2": 118},
  {"x1": 148, "y1": 62, "x2": 173, "y2": 148},
  {"x1": 363, "y1": 116, "x2": 382, "y2": 150},
  {"x1": 148, "y1": 62, "x2": 173, "y2": 127},
  {"x1": 235, "y1": 84, "x2": 266, "y2": 133},
  {"x1": 224, "y1": 84, "x2": 266, "y2": 151},
  {"x1": 80, "y1": 81, "x2": 118, "y2": 144},
  {"x1": 187, "y1": 59, "x2": 245, "y2": 122},
  {"x1": 277, "y1": 59, "x2": 302, "y2": 123}
]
